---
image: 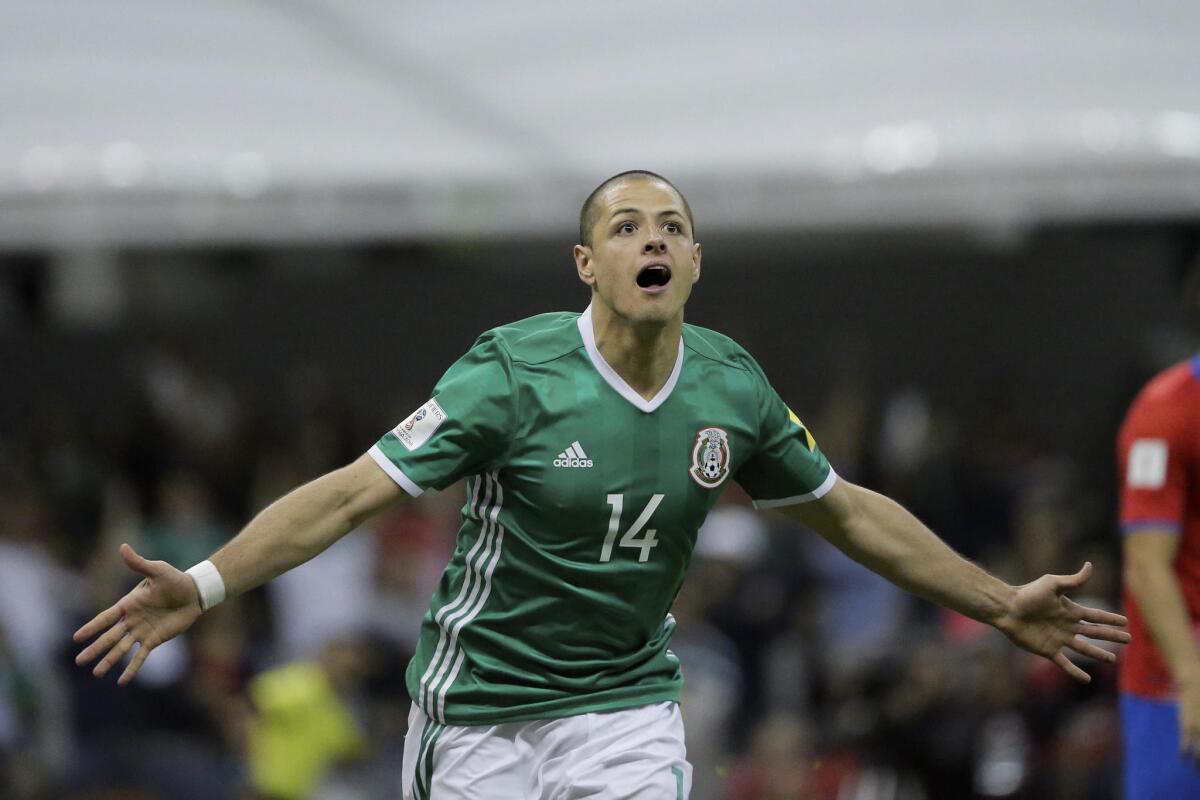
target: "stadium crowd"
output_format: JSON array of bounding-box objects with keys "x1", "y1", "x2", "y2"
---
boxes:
[{"x1": 1, "y1": 340, "x2": 1126, "y2": 800}]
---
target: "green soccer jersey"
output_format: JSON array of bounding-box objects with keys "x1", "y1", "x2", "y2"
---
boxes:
[{"x1": 369, "y1": 306, "x2": 836, "y2": 725}]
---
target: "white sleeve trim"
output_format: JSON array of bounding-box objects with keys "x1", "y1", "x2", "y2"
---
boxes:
[
  {"x1": 367, "y1": 444, "x2": 425, "y2": 497},
  {"x1": 751, "y1": 469, "x2": 838, "y2": 510}
]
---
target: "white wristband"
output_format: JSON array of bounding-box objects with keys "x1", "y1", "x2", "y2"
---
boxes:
[{"x1": 185, "y1": 560, "x2": 226, "y2": 611}]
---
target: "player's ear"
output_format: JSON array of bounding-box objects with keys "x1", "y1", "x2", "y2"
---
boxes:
[
  {"x1": 573, "y1": 244, "x2": 596, "y2": 287},
  {"x1": 691, "y1": 242, "x2": 702, "y2": 283}
]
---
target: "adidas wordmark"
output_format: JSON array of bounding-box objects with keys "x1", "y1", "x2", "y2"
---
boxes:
[{"x1": 553, "y1": 441, "x2": 593, "y2": 468}]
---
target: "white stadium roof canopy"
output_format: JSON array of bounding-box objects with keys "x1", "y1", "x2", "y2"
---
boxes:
[{"x1": 2, "y1": 1, "x2": 1199, "y2": 246}]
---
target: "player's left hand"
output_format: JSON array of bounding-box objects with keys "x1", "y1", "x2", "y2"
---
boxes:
[{"x1": 995, "y1": 562, "x2": 1131, "y2": 683}]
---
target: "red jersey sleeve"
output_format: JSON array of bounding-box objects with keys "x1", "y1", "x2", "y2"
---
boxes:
[{"x1": 1118, "y1": 378, "x2": 1192, "y2": 535}]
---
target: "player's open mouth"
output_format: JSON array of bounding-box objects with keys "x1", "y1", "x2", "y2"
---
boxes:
[{"x1": 636, "y1": 264, "x2": 672, "y2": 290}]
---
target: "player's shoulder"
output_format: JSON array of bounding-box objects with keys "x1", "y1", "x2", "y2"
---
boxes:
[
  {"x1": 1131, "y1": 358, "x2": 1200, "y2": 409},
  {"x1": 481, "y1": 311, "x2": 585, "y2": 365},
  {"x1": 1123, "y1": 357, "x2": 1200, "y2": 431},
  {"x1": 682, "y1": 322, "x2": 758, "y2": 374}
]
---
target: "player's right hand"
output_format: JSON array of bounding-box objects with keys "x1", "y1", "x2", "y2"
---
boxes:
[
  {"x1": 1180, "y1": 674, "x2": 1200, "y2": 764},
  {"x1": 73, "y1": 543, "x2": 203, "y2": 686}
]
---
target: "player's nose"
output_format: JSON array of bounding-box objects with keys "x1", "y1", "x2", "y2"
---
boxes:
[{"x1": 642, "y1": 236, "x2": 667, "y2": 254}]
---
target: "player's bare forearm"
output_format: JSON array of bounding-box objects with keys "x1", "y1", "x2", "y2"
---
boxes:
[
  {"x1": 781, "y1": 478, "x2": 1128, "y2": 682},
  {"x1": 210, "y1": 453, "x2": 406, "y2": 598},
  {"x1": 1124, "y1": 531, "x2": 1200, "y2": 684},
  {"x1": 781, "y1": 480, "x2": 1014, "y2": 624}
]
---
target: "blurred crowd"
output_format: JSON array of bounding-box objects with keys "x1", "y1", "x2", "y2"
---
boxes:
[{"x1": 0, "y1": 344, "x2": 1126, "y2": 800}]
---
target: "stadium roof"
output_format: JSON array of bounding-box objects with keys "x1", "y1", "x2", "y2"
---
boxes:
[{"x1": 2, "y1": 1, "x2": 1199, "y2": 245}]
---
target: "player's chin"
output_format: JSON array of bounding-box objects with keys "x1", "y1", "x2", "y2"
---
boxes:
[{"x1": 627, "y1": 293, "x2": 682, "y2": 322}]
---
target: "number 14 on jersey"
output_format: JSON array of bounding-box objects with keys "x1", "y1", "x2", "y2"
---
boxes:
[{"x1": 600, "y1": 494, "x2": 665, "y2": 563}]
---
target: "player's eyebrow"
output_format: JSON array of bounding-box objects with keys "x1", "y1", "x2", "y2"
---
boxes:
[{"x1": 609, "y1": 207, "x2": 685, "y2": 221}]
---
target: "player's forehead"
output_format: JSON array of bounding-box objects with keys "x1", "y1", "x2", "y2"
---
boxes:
[{"x1": 597, "y1": 178, "x2": 686, "y2": 220}]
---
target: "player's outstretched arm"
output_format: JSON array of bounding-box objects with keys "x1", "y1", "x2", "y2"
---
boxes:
[
  {"x1": 74, "y1": 453, "x2": 406, "y2": 685},
  {"x1": 780, "y1": 479, "x2": 1130, "y2": 683}
]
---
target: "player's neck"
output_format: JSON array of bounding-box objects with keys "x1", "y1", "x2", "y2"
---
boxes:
[{"x1": 590, "y1": 303, "x2": 682, "y2": 401}]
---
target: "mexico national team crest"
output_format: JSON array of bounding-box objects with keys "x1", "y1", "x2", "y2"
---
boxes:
[{"x1": 690, "y1": 427, "x2": 731, "y2": 489}]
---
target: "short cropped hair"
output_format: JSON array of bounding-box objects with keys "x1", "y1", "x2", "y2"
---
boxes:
[{"x1": 578, "y1": 170, "x2": 694, "y2": 247}]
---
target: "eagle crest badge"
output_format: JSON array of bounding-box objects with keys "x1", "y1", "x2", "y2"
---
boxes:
[{"x1": 689, "y1": 427, "x2": 731, "y2": 489}]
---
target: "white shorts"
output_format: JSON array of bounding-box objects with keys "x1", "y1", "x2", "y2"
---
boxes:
[{"x1": 401, "y1": 701, "x2": 692, "y2": 799}]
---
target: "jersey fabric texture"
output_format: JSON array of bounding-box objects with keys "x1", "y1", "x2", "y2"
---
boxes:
[
  {"x1": 401, "y1": 701, "x2": 691, "y2": 799},
  {"x1": 370, "y1": 306, "x2": 835, "y2": 725},
  {"x1": 1117, "y1": 357, "x2": 1200, "y2": 699}
]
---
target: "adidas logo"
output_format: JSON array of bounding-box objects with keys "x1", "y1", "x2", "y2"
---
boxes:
[{"x1": 553, "y1": 441, "x2": 593, "y2": 468}]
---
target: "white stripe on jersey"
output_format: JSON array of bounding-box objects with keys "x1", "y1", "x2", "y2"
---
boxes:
[
  {"x1": 430, "y1": 474, "x2": 506, "y2": 721},
  {"x1": 421, "y1": 472, "x2": 506, "y2": 722},
  {"x1": 418, "y1": 475, "x2": 494, "y2": 713},
  {"x1": 571, "y1": 441, "x2": 587, "y2": 459},
  {"x1": 438, "y1": 650, "x2": 468, "y2": 724}
]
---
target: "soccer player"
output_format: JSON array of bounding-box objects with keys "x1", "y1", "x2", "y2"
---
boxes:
[
  {"x1": 1119, "y1": 273, "x2": 1200, "y2": 799},
  {"x1": 75, "y1": 171, "x2": 1129, "y2": 799}
]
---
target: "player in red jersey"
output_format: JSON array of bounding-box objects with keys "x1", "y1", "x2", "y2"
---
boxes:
[{"x1": 1119, "y1": 251, "x2": 1200, "y2": 798}]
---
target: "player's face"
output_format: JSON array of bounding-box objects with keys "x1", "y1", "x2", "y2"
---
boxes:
[{"x1": 573, "y1": 179, "x2": 701, "y2": 327}]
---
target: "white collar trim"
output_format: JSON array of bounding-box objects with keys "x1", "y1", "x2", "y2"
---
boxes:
[{"x1": 577, "y1": 304, "x2": 684, "y2": 414}]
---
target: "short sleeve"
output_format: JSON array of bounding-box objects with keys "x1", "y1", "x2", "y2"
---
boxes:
[
  {"x1": 1118, "y1": 387, "x2": 1189, "y2": 535},
  {"x1": 734, "y1": 355, "x2": 836, "y2": 509},
  {"x1": 369, "y1": 333, "x2": 516, "y2": 495}
]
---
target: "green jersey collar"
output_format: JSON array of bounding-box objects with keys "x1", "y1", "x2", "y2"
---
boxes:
[{"x1": 577, "y1": 304, "x2": 684, "y2": 414}]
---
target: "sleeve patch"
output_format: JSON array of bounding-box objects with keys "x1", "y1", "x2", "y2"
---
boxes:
[
  {"x1": 1126, "y1": 438, "x2": 1168, "y2": 489},
  {"x1": 391, "y1": 399, "x2": 447, "y2": 451},
  {"x1": 787, "y1": 407, "x2": 816, "y2": 451}
]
